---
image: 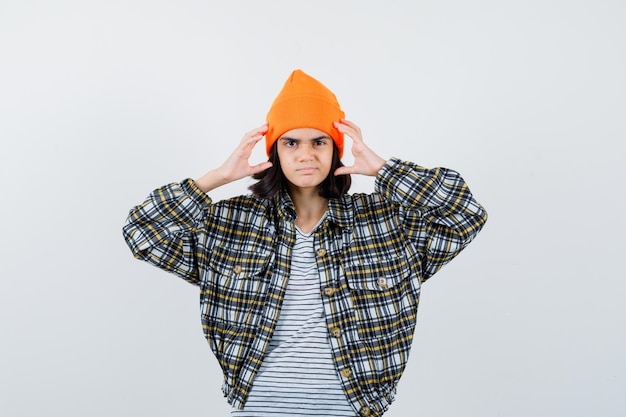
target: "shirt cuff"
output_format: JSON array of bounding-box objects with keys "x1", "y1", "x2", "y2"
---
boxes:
[{"x1": 181, "y1": 178, "x2": 213, "y2": 208}]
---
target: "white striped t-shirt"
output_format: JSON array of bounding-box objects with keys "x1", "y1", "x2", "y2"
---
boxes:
[{"x1": 231, "y1": 223, "x2": 355, "y2": 417}]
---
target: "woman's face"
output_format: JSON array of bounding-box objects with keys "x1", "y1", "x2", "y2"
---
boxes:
[{"x1": 276, "y1": 127, "x2": 334, "y2": 192}]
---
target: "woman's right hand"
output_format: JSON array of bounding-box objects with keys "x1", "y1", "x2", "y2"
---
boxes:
[{"x1": 194, "y1": 124, "x2": 273, "y2": 192}]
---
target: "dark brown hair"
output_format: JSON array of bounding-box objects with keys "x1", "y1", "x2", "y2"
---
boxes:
[{"x1": 249, "y1": 142, "x2": 351, "y2": 199}]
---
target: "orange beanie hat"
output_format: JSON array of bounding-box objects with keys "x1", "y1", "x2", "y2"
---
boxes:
[{"x1": 265, "y1": 70, "x2": 345, "y2": 157}]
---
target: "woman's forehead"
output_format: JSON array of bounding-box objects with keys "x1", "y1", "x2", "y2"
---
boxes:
[{"x1": 279, "y1": 127, "x2": 329, "y2": 140}]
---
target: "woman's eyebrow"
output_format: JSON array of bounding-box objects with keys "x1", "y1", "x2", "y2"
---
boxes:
[{"x1": 279, "y1": 136, "x2": 330, "y2": 142}]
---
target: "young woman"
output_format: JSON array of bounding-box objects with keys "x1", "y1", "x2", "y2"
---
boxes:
[{"x1": 123, "y1": 70, "x2": 487, "y2": 417}]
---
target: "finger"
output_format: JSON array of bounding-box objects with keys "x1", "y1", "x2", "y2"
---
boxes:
[
  {"x1": 241, "y1": 124, "x2": 269, "y2": 142},
  {"x1": 334, "y1": 165, "x2": 356, "y2": 176},
  {"x1": 334, "y1": 121, "x2": 363, "y2": 143},
  {"x1": 249, "y1": 122, "x2": 269, "y2": 135},
  {"x1": 250, "y1": 161, "x2": 273, "y2": 174},
  {"x1": 337, "y1": 119, "x2": 362, "y2": 137},
  {"x1": 339, "y1": 119, "x2": 361, "y2": 132},
  {"x1": 240, "y1": 131, "x2": 267, "y2": 150},
  {"x1": 244, "y1": 133, "x2": 265, "y2": 145}
]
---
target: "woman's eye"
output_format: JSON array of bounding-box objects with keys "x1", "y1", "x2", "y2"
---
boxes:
[
  {"x1": 285, "y1": 140, "x2": 296, "y2": 147},
  {"x1": 315, "y1": 140, "x2": 326, "y2": 146}
]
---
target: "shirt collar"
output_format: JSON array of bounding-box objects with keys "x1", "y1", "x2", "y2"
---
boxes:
[
  {"x1": 275, "y1": 188, "x2": 297, "y2": 222},
  {"x1": 274, "y1": 188, "x2": 354, "y2": 231},
  {"x1": 327, "y1": 196, "x2": 354, "y2": 231}
]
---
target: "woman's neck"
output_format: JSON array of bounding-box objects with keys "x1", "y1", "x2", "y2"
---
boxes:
[{"x1": 288, "y1": 187, "x2": 329, "y2": 234}]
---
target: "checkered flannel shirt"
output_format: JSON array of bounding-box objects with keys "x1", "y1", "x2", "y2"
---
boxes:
[{"x1": 123, "y1": 158, "x2": 487, "y2": 417}]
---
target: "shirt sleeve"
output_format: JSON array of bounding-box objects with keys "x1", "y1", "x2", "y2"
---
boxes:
[
  {"x1": 375, "y1": 157, "x2": 488, "y2": 281},
  {"x1": 122, "y1": 178, "x2": 212, "y2": 285}
]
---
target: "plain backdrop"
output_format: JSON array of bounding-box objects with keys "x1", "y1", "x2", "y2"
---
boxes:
[{"x1": 1, "y1": 1, "x2": 625, "y2": 416}]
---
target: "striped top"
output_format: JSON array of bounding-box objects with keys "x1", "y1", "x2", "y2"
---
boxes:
[{"x1": 231, "y1": 219, "x2": 355, "y2": 416}]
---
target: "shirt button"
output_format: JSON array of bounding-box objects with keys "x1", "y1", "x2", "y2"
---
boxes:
[
  {"x1": 323, "y1": 286, "x2": 337, "y2": 297},
  {"x1": 330, "y1": 327, "x2": 341, "y2": 338},
  {"x1": 316, "y1": 248, "x2": 327, "y2": 257},
  {"x1": 360, "y1": 406, "x2": 372, "y2": 416},
  {"x1": 233, "y1": 265, "x2": 243, "y2": 274},
  {"x1": 377, "y1": 277, "x2": 388, "y2": 288},
  {"x1": 341, "y1": 367, "x2": 353, "y2": 378}
]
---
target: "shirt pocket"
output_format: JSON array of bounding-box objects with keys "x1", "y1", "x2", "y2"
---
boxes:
[
  {"x1": 344, "y1": 255, "x2": 419, "y2": 384},
  {"x1": 203, "y1": 244, "x2": 272, "y2": 329},
  {"x1": 344, "y1": 256, "x2": 410, "y2": 291},
  {"x1": 344, "y1": 255, "x2": 418, "y2": 340}
]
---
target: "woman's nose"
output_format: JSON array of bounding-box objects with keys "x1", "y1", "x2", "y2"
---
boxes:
[{"x1": 297, "y1": 144, "x2": 315, "y2": 160}]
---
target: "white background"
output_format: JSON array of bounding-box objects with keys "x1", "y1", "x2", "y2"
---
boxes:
[{"x1": 1, "y1": 1, "x2": 625, "y2": 416}]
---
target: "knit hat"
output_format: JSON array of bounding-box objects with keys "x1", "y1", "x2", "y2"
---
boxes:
[{"x1": 265, "y1": 69, "x2": 345, "y2": 157}]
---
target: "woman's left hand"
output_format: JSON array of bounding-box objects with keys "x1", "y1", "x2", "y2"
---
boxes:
[{"x1": 333, "y1": 119, "x2": 386, "y2": 177}]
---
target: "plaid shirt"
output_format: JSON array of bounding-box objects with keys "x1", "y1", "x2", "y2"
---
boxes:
[{"x1": 123, "y1": 158, "x2": 487, "y2": 417}]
